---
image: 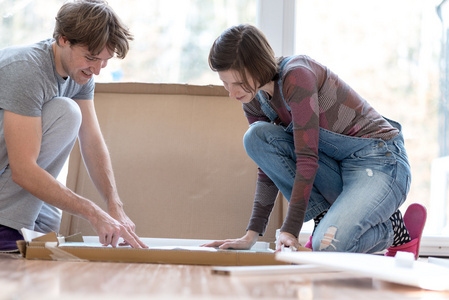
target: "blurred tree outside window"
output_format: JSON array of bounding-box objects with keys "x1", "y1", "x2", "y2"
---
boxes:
[
  {"x1": 296, "y1": 0, "x2": 443, "y2": 236},
  {"x1": 0, "y1": 0, "x2": 256, "y2": 84}
]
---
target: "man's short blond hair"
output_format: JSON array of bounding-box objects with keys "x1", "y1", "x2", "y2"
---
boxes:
[{"x1": 53, "y1": 0, "x2": 133, "y2": 59}]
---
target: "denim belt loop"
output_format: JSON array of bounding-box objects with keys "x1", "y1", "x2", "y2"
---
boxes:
[{"x1": 393, "y1": 140, "x2": 402, "y2": 154}]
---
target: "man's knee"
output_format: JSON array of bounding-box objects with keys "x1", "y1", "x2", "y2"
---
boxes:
[{"x1": 42, "y1": 97, "x2": 82, "y2": 136}]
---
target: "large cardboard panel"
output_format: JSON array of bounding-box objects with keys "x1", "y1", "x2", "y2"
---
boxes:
[{"x1": 60, "y1": 83, "x2": 285, "y2": 243}]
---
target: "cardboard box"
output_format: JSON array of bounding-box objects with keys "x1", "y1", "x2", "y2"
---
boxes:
[
  {"x1": 59, "y1": 83, "x2": 287, "y2": 244},
  {"x1": 17, "y1": 232, "x2": 309, "y2": 266}
]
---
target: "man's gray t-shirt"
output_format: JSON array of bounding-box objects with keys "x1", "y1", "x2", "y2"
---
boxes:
[
  {"x1": 0, "y1": 39, "x2": 96, "y2": 232},
  {"x1": 0, "y1": 38, "x2": 95, "y2": 171},
  {"x1": 0, "y1": 38, "x2": 94, "y2": 116}
]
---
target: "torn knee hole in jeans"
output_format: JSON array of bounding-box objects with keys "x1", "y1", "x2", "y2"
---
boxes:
[{"x1": 319, "y1": 226, "x2": 338, "y2": 250}]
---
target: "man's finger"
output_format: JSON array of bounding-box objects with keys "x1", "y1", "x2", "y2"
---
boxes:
[
  {"x1": 129, "y1": 230, "x2": 148, "y2": 248},
  {"x1": 104, "y1": 234, "x2": 111, "y2": 246},
  {"x1": 120, "y1": 229, "x2": 143, "y2": 248},
  {"x1": 110, "y1": 232, "x2": 121, "y2": 248},
  {"x1": 99, "y1": 234, "x2": 106, "y2": 245}
]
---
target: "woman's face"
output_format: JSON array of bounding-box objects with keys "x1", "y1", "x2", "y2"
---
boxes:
[{"x1": 218, "y1": 69, "x2": 257, "y2": 103}]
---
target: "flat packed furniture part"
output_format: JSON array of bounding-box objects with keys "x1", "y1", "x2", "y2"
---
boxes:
[
  {"x1": 16, "y1": 232, "x2": 307, "y2": 266},
  {"x1": 60, "y1": 83, "x2": 285, "y2": 243},
  {"x1": 276, "y1": 251, "x2": 449, "y2": 291}
]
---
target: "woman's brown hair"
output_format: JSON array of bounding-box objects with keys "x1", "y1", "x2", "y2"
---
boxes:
[
  {"x1": 209, "y1": 24, "x2": 278, "y2": 94},
  {"x1": 53, "y1": 0, "x2": 133, "y2": 59}
]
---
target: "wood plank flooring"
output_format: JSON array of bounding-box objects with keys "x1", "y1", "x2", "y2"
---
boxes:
[{"x1": 1, "y1": 253, "x2": 448, "y2": 299}]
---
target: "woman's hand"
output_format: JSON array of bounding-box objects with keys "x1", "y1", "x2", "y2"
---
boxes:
[
  {"x1": 200, "y1": 230, "x2": 259, "y2": 250},
  {"x1": 276, "y1": 231, "x2": 300, "y2": 252}
]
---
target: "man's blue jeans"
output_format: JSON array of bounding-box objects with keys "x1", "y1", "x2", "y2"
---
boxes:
[{"x1": 243, "y1": 119, "x2": 411, "y2": 253}]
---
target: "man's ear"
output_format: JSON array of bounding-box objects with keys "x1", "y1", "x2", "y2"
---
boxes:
[{"x1": 58, "y1": 36, "x2": 69, "y2": 46}]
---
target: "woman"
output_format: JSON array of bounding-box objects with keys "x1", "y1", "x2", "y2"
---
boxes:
[{"x1": 203, "y1": 24, "x2": 426, "y2": 257}]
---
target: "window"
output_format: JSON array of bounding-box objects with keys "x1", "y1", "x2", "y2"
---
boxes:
[
  {"x1": 1, "y1": 0, "x2": 256, "y2": 85},
  {"x1": 95, "y1": 0, "x2": 257, "y2": 84},
  {"x1": 296, "y1": 0, "x2": 446, "y2": 242},
  {"x1": 1, "y1": 0, "x2": 62, "y2": 46}
]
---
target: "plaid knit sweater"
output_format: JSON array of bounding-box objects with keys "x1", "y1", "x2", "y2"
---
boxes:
[{"x1": 243, "y1": 55, "x2": 399, "y2": 237}]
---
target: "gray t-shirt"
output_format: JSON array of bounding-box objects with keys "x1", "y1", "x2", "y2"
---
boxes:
[
  {"x1": 0, "y1": 38, "x2": 94, "y2": 117},
  {"x1": 0, "y1": 38, "x2": 95, "y2": 171}
]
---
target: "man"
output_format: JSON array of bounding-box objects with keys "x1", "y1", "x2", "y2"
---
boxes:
[{"x1": 0, "y1": 0, "x2": 147, "y2": 251}]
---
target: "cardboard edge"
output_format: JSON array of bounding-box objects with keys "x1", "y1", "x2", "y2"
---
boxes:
[
  {"x1": 94, "y1": 82, "x2": 228, "y2": 97},
  {"x1": 16, "y1": 240, "x2": 27, "y2": 257},
  {"x1": 33, "y1": 231, "x2": 58, "y2": 242},
  {"x1": 22, "y1": 243, "x2": 292, "y2": 266},
  {"x1": 65, "y1": 233, "x2": 84, "y2": 243}
]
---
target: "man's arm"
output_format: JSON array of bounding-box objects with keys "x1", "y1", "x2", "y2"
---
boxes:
[
  {"x1": 74, "y1": 99, "x2": 136, "y2": 233},
  {"x1": 3, "y1": 109, "x2": 145, "y2": 248}
]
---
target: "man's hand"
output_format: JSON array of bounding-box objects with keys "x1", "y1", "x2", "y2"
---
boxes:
[
  {"x1": 91, "y1": 207, "x2": 148, "y2": 248},
  {"x1": 108, "y1": 202, "x2": 136, "y2": 233},
  {"x1": 108, "y1": 203, "x2": 148, "y2": 248}
]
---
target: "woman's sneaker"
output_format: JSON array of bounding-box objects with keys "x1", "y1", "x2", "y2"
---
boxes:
[{"x1": 385, "y1": 203, "x2": 427, "y2": 260}]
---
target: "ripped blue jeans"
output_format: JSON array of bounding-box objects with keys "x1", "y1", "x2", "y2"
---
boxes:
[{"x1": 243, "y1": 118, "x2": 411, "y2": 253}]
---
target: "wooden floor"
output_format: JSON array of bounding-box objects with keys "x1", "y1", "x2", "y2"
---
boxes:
[{"x1": 1, "y1": 253, "x2": 449, "y2": 300}]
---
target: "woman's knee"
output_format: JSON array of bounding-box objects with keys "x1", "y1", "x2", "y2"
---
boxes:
[
  {"x1": 311, "y1": 223, "x2": 358, "y2": 252},
  {"x1": 243, "y1": 121, "x2": 276, "y2": 156}
]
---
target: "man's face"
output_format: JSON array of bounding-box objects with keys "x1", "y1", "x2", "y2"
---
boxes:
[{"x1": 56, "y1": 37, "x2": 114, "y2": 85}]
